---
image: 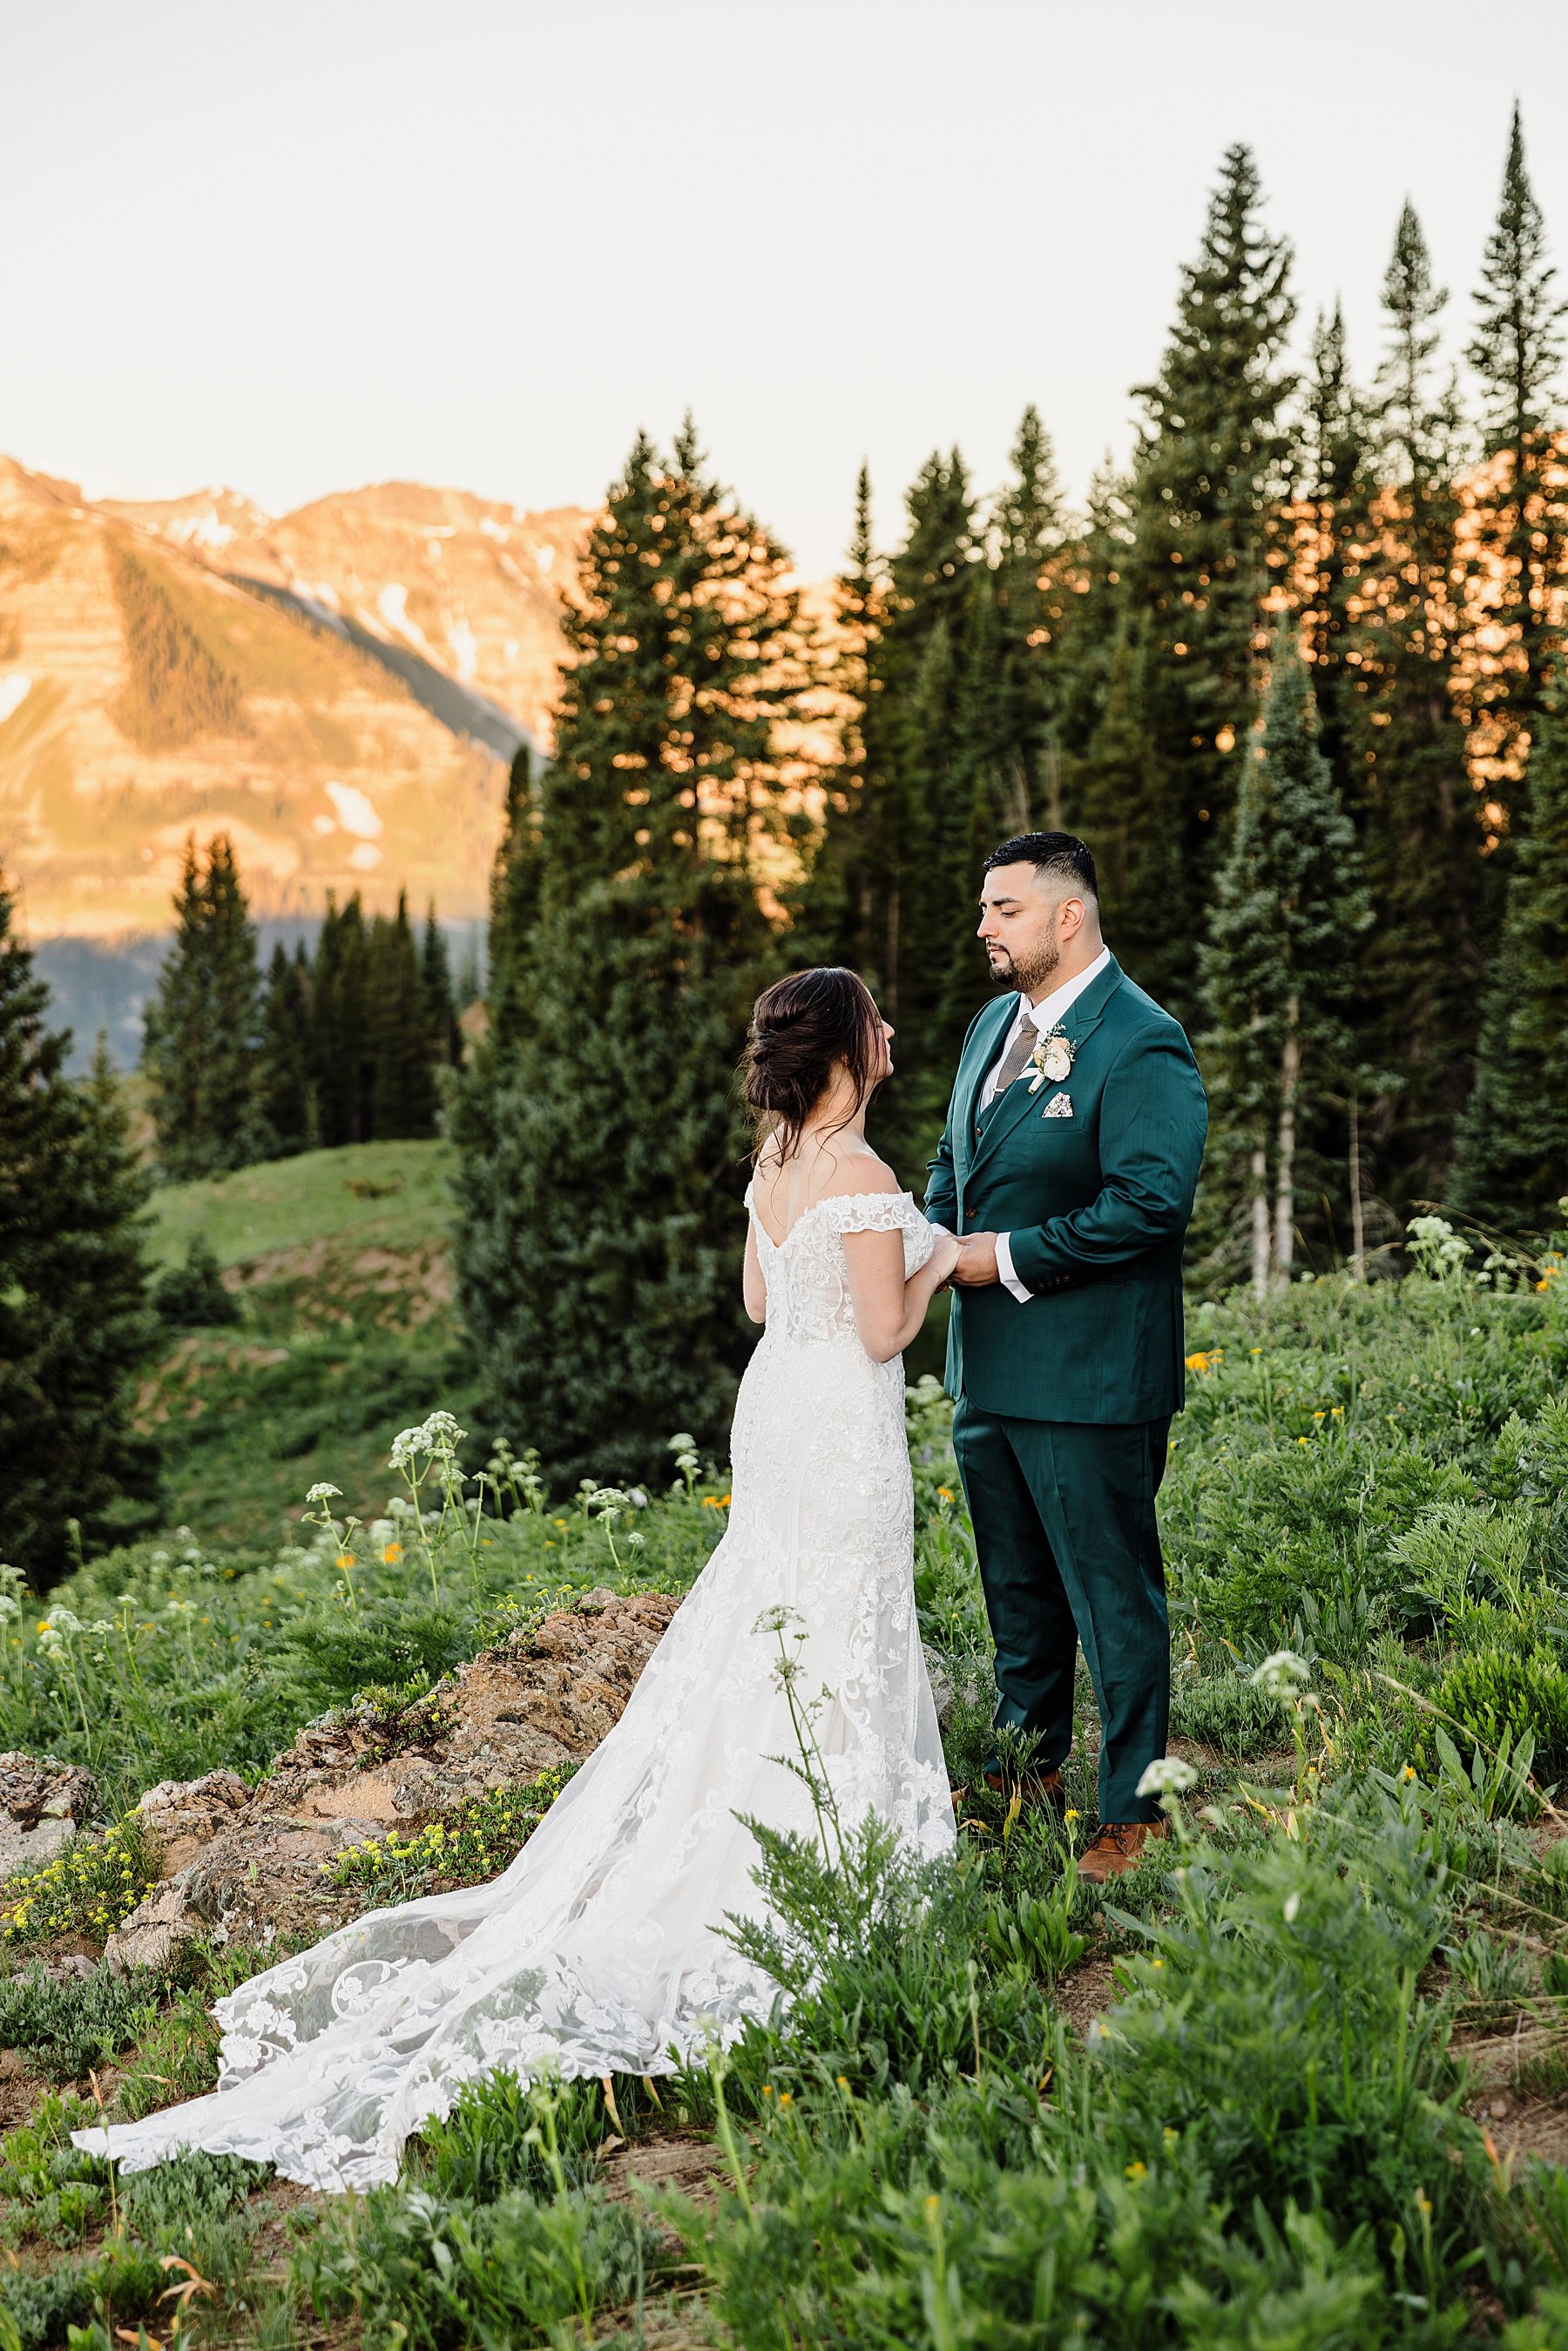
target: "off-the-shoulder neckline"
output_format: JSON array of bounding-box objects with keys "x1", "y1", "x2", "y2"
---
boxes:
[{"x1": 746, "y1": 1183, "x2": 916, "y2": 1253}]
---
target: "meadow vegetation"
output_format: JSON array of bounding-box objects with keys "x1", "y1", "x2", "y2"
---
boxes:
[{"x1": 2, "y1": 1226, "x2": 1568, "y2": 2341}]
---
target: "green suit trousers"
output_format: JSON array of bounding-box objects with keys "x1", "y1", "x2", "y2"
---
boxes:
[{"x1": 952, "y1": 1402, "x2": 1172, "y2": 1825}]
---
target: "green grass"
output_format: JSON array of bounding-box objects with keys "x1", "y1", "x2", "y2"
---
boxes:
[
  {"x1": 144, "y1": 1138, "x2": 456, "y2": 1271},
  {"x1": 4, "y1": 1239, "x2": 1568, "y2": 2342}
]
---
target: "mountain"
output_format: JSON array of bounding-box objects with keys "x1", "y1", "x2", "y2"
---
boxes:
[
  {"x1": 104, "y1": 478, "x2": 586, "y2": 754},
  {"x1": 0, "y1": 458, "x2": 590, "y2": 946}
]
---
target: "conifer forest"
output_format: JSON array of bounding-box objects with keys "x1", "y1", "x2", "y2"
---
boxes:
[{"x1": 4, "y1": 111, "x2": 1568, "y2": 2350}]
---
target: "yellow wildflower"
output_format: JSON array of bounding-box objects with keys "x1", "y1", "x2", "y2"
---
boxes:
[
  {"x1": 1125, "y1": 2161, "x2": 1147, "y2": 2182},
  {"x1": 382, "y1": 1542, "x2": 403, "y2": 1565}
]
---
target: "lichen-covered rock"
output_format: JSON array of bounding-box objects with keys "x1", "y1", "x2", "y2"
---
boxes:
[{"x1": 0, "y1": 1753, "x2": 99, "y2": 1884}]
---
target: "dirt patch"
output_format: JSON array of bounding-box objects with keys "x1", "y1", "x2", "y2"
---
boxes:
[
  {"x1": 1461, "y1": 2017, "x2": 1568, "y2": 2169},
  {"x1": 601, "y1": 2131, "x2": 728, "y2": 2212},
  {"x1": 0, "y1": 2046, "x2": 51, "y2": 2132},
  {"x1": 1051, "y1": 1951, "x2": 1119, "y2": 2039}
]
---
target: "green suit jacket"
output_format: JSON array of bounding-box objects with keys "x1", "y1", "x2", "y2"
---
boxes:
[{"x1": 925, "y1": 956, "x2": 1207, "y2": 1423}]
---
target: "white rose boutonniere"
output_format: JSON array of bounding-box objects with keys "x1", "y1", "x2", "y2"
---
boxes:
[{"x1": 1028, "y1": 1029, "x2": 1076, "y2": 1092}]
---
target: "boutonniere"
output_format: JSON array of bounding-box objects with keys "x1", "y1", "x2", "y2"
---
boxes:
[{"x1": 1027, "y1": 1028, "x2": 1075, "y2": 1092}]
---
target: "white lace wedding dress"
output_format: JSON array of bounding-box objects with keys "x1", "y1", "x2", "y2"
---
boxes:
[{"x1": 76, "y1": 1188, "x2": 954, "y2": 2190}]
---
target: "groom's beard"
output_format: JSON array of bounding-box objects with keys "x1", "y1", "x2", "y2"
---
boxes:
[{"x1": 985, "y1": 929, "x2": 1060, "y2": 997}]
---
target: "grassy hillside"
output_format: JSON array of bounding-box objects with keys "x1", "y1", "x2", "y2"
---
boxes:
[
  {"x1": 145, "y1": 1138, "x2": 456, "y2": 1269},
  {"x1": 3, "y1": 1253, "x2": 1568, "y2": 2341},
  {"x1": 143, "y1": 1140, "x2": 468, "y2": 1544}
]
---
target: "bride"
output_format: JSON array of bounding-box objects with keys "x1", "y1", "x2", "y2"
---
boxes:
[{"x1": 78, "y1": 966, "x2": 961, "y2": 2190}]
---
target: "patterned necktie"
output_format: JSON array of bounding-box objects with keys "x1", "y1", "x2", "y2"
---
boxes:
[{"x1": 979, "y1": 1016, "x2": 1037, "y2": 1125}]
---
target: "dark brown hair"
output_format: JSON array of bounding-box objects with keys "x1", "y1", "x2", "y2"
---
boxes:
[{"x1": 742, "y1": 966, "x2": 882, "y2": 1163}]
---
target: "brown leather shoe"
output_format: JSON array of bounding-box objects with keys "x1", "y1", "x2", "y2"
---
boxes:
[
  {"x1": 1078, "y1": 1820, "x2": 1168, "y2": 1885},
  {"x1": 982, "y1": 1764, "x2": 1065, "y2": 1813}
]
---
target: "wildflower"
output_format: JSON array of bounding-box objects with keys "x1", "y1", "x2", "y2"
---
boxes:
[
  {"x1": 702, "y1": 1496, "x2": 722, "y2": 1510},
  {"x1": 1136, "y1": 1755, "x2": 1199, "y2": 1798},
  {"x1": 335, "y1": 1552, "x2": 355, "y2": 1571},
  {"x1": 720, "y1": 1493, "x2": 732, "y2": 1507},
  {"x1": 1331, "y1": 1405, "x2": 1344, "y2": 1418},
  {"x1": 1402, "y1": 1764, "x2": 1416, "y2": 1783},
  {"x1": 1125, "y1": 2161, "x2": 1147, "y2": 2182},
  {"x1": 936, "y1": 1486, "x2": 955, "y2": 1503},
  {"x1": 306, "y1": 1483, "x2": 342, "y2": 1504},
  {"x1": 1064, "y1": 1807, "x2": 1080, "y2": 1822},
  {"x1": 1252, "y1": 1650, "x2": 1311, "y2": 1699},
  {"x1": 1312, "y1": 1410, "x2": 1325, "y2": 1422},
  {"x1": 1297, "y1": 1436, "x2": 1309, "y2": 1445},
  {"x1": 382, "y1": 1542, "x2": 402, "y2": 1565},
  {"x1": 778, "y1": 2091, "x2": 792, "y2": 2107}
]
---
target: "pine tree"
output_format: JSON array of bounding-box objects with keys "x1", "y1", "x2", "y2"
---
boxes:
[
  {"x1": 453, "y1": 423, "x2": 801, "y2": 1482},
  {"x1": 368, "y1": 892, "x2": 438, "y2": 1140},
  {"x1": 1353, "y1": 202, "x2": 1487, "y2": 1211},
  {"x1": 1200, "y1": 631, "x2": 1369, "y2": 1292},
  {"x1": 1463, "y1": 104, "x2": 1568, "y2": 799},
  {"x1": 801, "y1": 465, "x2": 890, "y2": 989},
  {"x1": 1076, "y1": 609, "x2": 1167, "y2": 990},
  {"x1": 1128, "y1": 144, "x2": 1298, "y2": 1021},
  {"x1": 0, "y1": 900, "x2": 162, "y2": 1587},
  {"x1": 1450, "y1": 676, "x2": 1568, "y2": 1231},
  {"x1": 420, "y1": 904, "x2": 462, "y2": 1066},
  {"x1": 990, "y1": 405, "x2": 1065, "y2": 825},
  {"x1": 873, "y1": 450, "x2": 980, "y2": 1159},
  {"x1": 311, "y1": 894, "x2": 371, "y2": 1148},
  {"x1": 1296, "y1": 303, "x2": 1374, "y2": 807},
  {"x1": 256, "y1": 942, "x2": 311, "y2": 1157},
  {"x1": 483, "y1": 747, "x2": 545, "y2": 1055},
  {"x1": 141, "y1": 833, "x2": 265, "y2": 1179}
]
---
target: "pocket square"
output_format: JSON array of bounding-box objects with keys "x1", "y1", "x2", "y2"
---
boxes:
[{"x1": 1041, "y1": 1091, "x2": 1074, "y2": 1119}]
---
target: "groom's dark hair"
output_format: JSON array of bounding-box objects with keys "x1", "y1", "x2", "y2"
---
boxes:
[{"x1": 984, "y1": 831, "x2": 1098, "y2": 901}]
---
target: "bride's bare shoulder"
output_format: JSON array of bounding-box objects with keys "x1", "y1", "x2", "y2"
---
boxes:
[{"x1": 818, "y1": 1146, "x2": 902, "y2": 1202}]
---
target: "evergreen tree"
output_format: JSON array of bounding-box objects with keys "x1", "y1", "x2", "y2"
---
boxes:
[
  {"x1": 453, "y1": 423, "x2": 801, "y2": 1482},
  {"x1": 1464, "y1": 104, "x2": 1568, "y2": 798},
  {"x1": 1053, "y1": 458, "x2": 1136, "y2": 774},
  {"x1": 311, "y1": 894, "x2": 371, "y2": 1148},
  {"x1": 990, "y1": 404, "x2": 1065, "y2": 824},
  {"x1": 421, "y1": 903, "x2": 462, "y2": 1066},
  {"x1": 802, "y1": 465, "x2": 890, "y2": 990},
  {"x1": 873, "y1": 450, "x2": 980, "y2": 1159},
  {"x1": 1200, "y1": 631, "x2": 1369, "y2": 1293},
  {"x1": 141, "y1": 833, "x2": 264, "y2": 1179},
  {"x1": 256, "y1": 942, "x2": 311, "y2": 1157},
  {"x1": 1354, "y1": 201, "x2": 1487, "y2": 1211},
  {"x1": 0, "y1": 904, "x2": 162, "y2": 1586},
  {"x1": 1128, "y1": 143, "x2": 1298, "y2": 1022},
  {"x1": 1076, "y1": 608, "x2": 1167, "y2": 990},
  {"x1": 1296, "y1": 303, "x2": 1374, "y2": 808},
  {"x1": 1451, "y1": 676, "x2": 1568, "y2": 1231},
  {"x1": 368, "y1": 893, "x2": 439, "y2": 1140},
  {"x1": 483, "y1": 747, "x2": 545, "y2": 1053}
]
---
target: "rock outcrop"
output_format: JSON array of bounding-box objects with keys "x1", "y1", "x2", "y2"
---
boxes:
[
  {"x1": 0, "y1": 1753, "x2": 98, "y2": 1882},
  {"x1": 103, "y1": 1588, "x2": 678, "y2": 1968}
]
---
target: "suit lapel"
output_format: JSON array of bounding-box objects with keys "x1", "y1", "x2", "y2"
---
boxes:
[
  {"x1": 967, "y1": 956, "x2": 1125, "y2": 1181},
  {"x1": 956, "y1": 997, "x2": 1017, "y2": 1177}
]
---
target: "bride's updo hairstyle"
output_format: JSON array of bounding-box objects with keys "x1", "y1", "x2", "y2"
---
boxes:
[{"x1": 743, "y1": 966, "x2": 882, "y2": 1163}]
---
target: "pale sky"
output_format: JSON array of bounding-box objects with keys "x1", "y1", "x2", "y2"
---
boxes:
[{"x1": 3, "y1": 2, "x2": 1566, "y2": 576}]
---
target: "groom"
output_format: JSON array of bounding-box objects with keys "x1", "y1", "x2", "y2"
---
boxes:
[{"x1": 926, "y1": 833, "x2": 1207, "y2": 1884}]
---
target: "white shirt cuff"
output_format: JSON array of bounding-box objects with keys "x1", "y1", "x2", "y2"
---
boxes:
[{"x1": 995, "y1": 1232, "x2": 1032, "y2": 1304}]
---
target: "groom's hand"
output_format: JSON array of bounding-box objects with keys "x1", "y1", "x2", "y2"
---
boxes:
[{"x1": 952, "y1": 1232, "x2": 1001, "y2": 1287}]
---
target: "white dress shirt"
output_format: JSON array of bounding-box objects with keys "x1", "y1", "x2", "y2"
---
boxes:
[{"x1": 983, "y1": 946, "x2": 1112, "y2": 1303}]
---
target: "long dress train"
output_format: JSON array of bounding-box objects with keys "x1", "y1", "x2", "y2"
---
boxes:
[{"x1": 74, "y1": 1188, "x2": 954, "y2": 2190}]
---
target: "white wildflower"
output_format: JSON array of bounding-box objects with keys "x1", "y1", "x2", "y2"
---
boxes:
[
  {"x1": 306, "y1": 1482, "x2": 342, "y2": 1505},
  {"x1": 1136, "y1": 1755, "x2": 1200, "y2": 1798},
  {"x1": 1251, "y1": 1650, "x2": 1312, "y2": 1699}
]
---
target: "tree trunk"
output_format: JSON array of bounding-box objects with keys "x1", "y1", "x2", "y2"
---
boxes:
[
  {"x1": 1250, "y1": 1141, "x2": 1271, "y2": 1300},
  {"x1": 1273, "y1": 1005, "x2": 1301, "y2": 1291},
  {"x1": 1348, "y1": 1087, "x2": 1366, "y2": 1281}
]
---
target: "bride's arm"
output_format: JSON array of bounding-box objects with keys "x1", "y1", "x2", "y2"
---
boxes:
[
  {"x1": 743, "y1": 1220, "x2": 767, "y2": 1323},
  {"x1": 842, "y1": 1224, "x2": 962, "y2": 1362}
]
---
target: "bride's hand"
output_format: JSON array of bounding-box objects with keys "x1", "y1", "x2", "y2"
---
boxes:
[{"x1": 929, "y1": 1228, "x2": 963, "y2": 1287}]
